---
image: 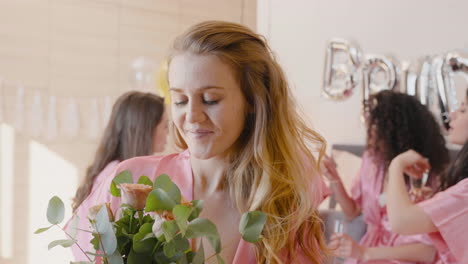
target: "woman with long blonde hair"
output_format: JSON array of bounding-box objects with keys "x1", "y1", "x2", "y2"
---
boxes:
[{"x1": 81, "y1": 21, "x2": 329, "y2": 263}]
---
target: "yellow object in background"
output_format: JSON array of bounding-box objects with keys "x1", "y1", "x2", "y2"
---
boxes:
[{"x1": 156, "y1": 59, "x2": 171, "y2": 104}]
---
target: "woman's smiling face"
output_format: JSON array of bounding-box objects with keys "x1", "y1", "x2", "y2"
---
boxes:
[{"x1": 168, "y1": 53, "x2": 247, "y2": 159}]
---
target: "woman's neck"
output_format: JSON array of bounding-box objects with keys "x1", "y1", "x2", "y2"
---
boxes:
[{"x1": 190, "y1": 156, "x2": 229, "y2": 197}]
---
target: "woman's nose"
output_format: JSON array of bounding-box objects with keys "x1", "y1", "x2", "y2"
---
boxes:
[{"x1": 186, "y1": 101, "x2": 206, "y2": 123}]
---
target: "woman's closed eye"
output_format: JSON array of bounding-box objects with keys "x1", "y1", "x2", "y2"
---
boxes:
[{"x1": 203, "y1": 99, "x2": 219, "y2": 105}]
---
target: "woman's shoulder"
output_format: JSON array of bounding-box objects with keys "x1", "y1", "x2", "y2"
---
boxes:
[
  {"x1": 119, "y1": 151, "x2": 189, "y2": 168},
  {"x1": 117, "y1": 151, "x2": 190, "y2": 170},
  {"x1": 114, "y1": 150, "x2": 191, "y2": 182}
]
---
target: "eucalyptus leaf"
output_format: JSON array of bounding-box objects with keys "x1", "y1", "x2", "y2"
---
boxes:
[
  {"x1": 153, "y1": 174, "x2": 181, "y2": 204},
  {"x1": 176, "y1": 255, "x2": 189, "y2": 264},
  {"x1": 107, "y1": 250, "x2": 125, "y2": 264},
  {"x1": 34, "y1": 225, "x2": 53, "y2": 234},
  {"x1": 173, "y1": 205, "x2": 193, "y2": 236},
  {"x1": 145, "y1": 189, "x2": 177, "y2": 212},
  {"x1": 47, "y1": 196, "x2": 65, "y2": 225},
  {"x1": 137, "y1": 175, "x2": 153, "y2": 187},
  {"x1": 239, "y1": 211, "x2": 267, "y2": 243},
  {"x1": 185, "y1": 218, "x2": 217, "y2": 238},
  {"x1": 191, "y1": 242, "x2": 205, "y2": 264},
  {"x1": 127, "y1": 248, "x2": 152, "y2": 264},
  {"x1": 185, "y1": 218, "x2": 221, "y2": 253},
  {"x1": 48, "y1": 239, "x2": 75, "y2": 250},
  {"x1": 162, "y1": 220, "x2": 179, "y2": 242},
  {"x1": 133, "y1": 223, "x2": 156, "y2": 254},
  {"x1": 100, "y1": 228, "x2": 118, "y2": 256},
  {"x1": 95, "y1": 205, "x2": 112, "y2": 234},
  {"x1": 173, "y1": 234, "x2": 190, "y2": 253},
  {"x1": 110, "y1": 170, "x2": 133, "y2": 197},
  {"x1": 163, "y1": 240, "x2": 176, "y2": 258},
  {"x1": 94, "y1": 206, "x2": 117, "y2": 255},
  {"x1": 188, "y1": 200, "x2": 203, "y2": 221}
]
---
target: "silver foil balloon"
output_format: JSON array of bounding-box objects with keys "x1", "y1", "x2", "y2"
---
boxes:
[
  {"x1": 322, "y1": 39, "x2": 363, "y2": 100},
  {"x1": 418, "y1": 57, "x2": 433, "y2": 106},
  {"x1": 433, "y1": 51, "x2": 468, "y2": 129},
  {"x1": 362, "y1": 55, "x2": 399, "y2": 105},
  {"x1": 401, "y1": 57, "x2": 432, "y2": 106}
]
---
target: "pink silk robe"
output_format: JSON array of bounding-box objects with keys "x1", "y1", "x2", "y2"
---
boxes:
[
  {"x1": 68, "y1": 150, "x2": 329, "y2": 263},
  {"x1": 419, "y1": 178, "x2": 468, "y2": 264},
  {"x1": 345, "y1": 152, "x2": 435, "y2": 264},
  {"x1": 64, "y1": 160, "x2": 119, "y2": 262}
]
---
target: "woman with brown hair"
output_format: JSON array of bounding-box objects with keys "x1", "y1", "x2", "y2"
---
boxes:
[{"x1": 66, "y1": 91, "x2": 168, "y2": 261}]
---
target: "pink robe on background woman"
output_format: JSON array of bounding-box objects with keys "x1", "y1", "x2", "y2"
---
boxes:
[
  {"x1": 419, "y1": 178, "x2": 468, "y2": 264},
  {"x1": 69, "y1": 150, "x2": 329, "y2": 263},
  {"x1": 64, "y1": 160, "x2": 119, "y2": 262},
  {"x1": 345, "y1": 152, "x2": 435, "y2": 264}
]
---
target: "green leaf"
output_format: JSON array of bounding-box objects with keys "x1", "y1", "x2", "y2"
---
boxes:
[
  {"x1": 188, "y1": 200, "x2": 203, "y2": 221},
  {"x1": 48, "y1": 239, "x2": 75, "y2": 250},
  {"x1": 95, "y1": 205, "x2": 111, "y2": 233},
  {"x1": 110, "y1": 170, "x2": 133, "y2": 197},
  {"x1": 173, "y1": 205, "x2": 193, "y2": 236},
  {"x1": 192, "y1": 242, "x2": 205, "y2": 264},
  {"x1": 47, "y1": 196, "x2": 65, "y2": 225},
  {"x1": 127, "y1": 248, "x2": 151, "y2": 264},
  {"x1": 133, "y1": 223, "x2": 157, "y2": 254},
  {"x1": 162, "y1": 220, "x2": 179, "y2": 242},
  {"x1": 145, "y1": 189, "x2": 177, "y2": 212},
  {"x1": 153, "y1": 174, "x2": 181, "y2": 204},
  {"x1": 173, "y1": 234, "x2": 190, "y2": 253},
  {"x1": 239, "y1": 211, "x2": 267, "y2": 243},
  {"x1": 186, "y1": 251, "x2": 196, "y2": 263},
  {"x1": 137, "y1": 175, "x2": 153, "y2": 187},
  {"x1": 176, "y1": 255, "x2": 189, "y2": 264},
  {"x1": 94, "y1": 206, "x2": 117, "y2": 255},
  {"x1": 163, "y1": 240, "x2": 176, "y2": 258},
  {"x1": 107, "y1": 250, "x2": 125, "y2": 264},
  {"x1": 217, "y1": 254, "x2": 225, "y2": 264},
  {"x1": 185, "y1": 218, "x2": 221, "y2": 253},
  {"x1": 34, "y1": 225, "x2": 53, "y2": 234}
]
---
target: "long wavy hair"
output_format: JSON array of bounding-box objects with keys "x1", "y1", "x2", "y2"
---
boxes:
[
  {"x1": 72, "y1": 91, "x2": 165, "y2": 211},
  {"x1": 439, "y1": 89, "x2": 468, "y2": 191},
  {"x1": 169, "y1": 21, "x2": 327, "y2": 263},
  {"x1": 366, "y1": 90, "x2": 449, "y2": 182}
]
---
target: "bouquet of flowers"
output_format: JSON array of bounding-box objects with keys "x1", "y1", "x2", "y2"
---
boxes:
[{"x1": 35, "y1": 172, "x2": 267, "y2": 264}]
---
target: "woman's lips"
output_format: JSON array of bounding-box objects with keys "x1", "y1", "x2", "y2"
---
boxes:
[{"x1": 186, "y1": 129, "x2": 214, "y2": 138}]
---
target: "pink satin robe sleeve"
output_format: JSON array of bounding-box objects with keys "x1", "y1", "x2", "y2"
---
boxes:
[
  {"x1": 419, "y1": 178, "x2": 468, "y2": 264},
  {"x1": 346, "y1": 152, "x2": 435, "y2": 264}
]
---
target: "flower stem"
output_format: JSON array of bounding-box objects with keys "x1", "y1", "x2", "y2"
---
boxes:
[
  {"x1": 58, "y1": 224, "x2": 93, "y2": 262},
  {"x1": 129, "y1": 209, "x2": 135, "y2": 233},
  {"x1": 138, "y1": 210, "x2": 143, "y2": 227}
]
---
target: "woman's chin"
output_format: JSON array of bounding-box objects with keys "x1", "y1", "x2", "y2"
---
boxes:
[{"x1": 448, "y1": 134, "x2": 467, "y2": 146}]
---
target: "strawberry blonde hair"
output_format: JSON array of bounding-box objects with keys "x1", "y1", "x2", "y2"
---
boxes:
[{"x1": 169, "y1": 21, "x2": 328, "y2": 263}]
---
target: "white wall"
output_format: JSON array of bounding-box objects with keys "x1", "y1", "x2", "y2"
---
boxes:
[{"x1": 257, "y1": 0, "x2": 468, "y2": 147}]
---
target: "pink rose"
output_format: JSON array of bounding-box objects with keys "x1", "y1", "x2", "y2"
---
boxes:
[{"x1": 119, "y1": 183, "x2": 153, "y2": 211}]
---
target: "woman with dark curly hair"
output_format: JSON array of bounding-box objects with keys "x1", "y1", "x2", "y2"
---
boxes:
[
  {"x1": 387, "y1": 88, "x2": 468, "y2": 263},
  {"x1": 322, "y1": 90, "x2": 450, "y2": 263}
]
